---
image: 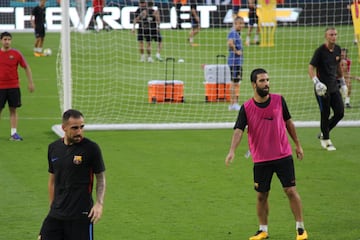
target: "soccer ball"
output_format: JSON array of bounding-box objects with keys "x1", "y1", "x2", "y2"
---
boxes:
[{"x1": 43, "y1": 48, "x2": 52, "y2": 56}]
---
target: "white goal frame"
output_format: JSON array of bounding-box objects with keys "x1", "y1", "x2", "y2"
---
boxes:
[{"x1": 52, "y1": 0, "x2": 360, "y2": 136}]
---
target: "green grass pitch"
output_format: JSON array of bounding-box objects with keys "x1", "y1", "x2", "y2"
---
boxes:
[{"x1": 0, "y1": 30, "x2": 359, "y2": 239}]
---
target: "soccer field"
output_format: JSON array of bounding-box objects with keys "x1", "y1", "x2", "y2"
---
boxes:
[{"x1": 0, "y1": 31, "x2": 359, "y2": 239}]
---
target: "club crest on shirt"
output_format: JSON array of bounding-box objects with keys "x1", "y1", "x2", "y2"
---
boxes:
[
  {"x1": 73, "y1": 155, "x2": 83, "y2": 165},
  {"x1": 9, "y1": 55, "x2": 14, "y2": 60}
]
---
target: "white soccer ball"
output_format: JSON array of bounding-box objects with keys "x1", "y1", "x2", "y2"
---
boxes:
[
  {"x1": 43, "y1": 48, "x2": 52, "y2": 56},
  {"x1": 178, "y1": 58, "x2": 184, "y2": 63}
]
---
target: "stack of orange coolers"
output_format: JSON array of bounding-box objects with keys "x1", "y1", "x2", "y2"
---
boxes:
[
  {"x1": 203, "y1": 63, "x2": 235, "y2": 102},
  {"x1": 148, "y1": 57, "x2": 184, "y2": 103}
]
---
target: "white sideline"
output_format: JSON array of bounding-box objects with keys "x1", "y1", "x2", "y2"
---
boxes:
[{"x1": 51, "y1": 121, "x2": 359, "y2": 137}]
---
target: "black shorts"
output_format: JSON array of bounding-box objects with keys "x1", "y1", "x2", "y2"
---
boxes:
[
  {"x1": 253, "y1": 156, "x2": 296, "y2": 192},
  {"x1": 93, "y1": 12, "x2": 103, "y2": 19},
  {"x1": 191, "y1": 19, "x2": 199, "y2": 29},
  {"x1": 248, "y1": 10, "x2": 258, "y2": 26},
  {"x1": 0, "y1": 88, "x2": 21, "y2": 109},
  {"x1": 230, "y1": 65, "x2": 243, "y2": 83},
  {"x1": 39, "y1": 216, "x2": 93, "y2": 240},
  {"x1": 35, "y1": 25, "x2": 45, "y2": 38},
  {"x1": 232, "y1": 6, "x2": 240, "y2": 15},
  {"x1": 138, "y1": 29, "x2": 162, "y2": 42}
]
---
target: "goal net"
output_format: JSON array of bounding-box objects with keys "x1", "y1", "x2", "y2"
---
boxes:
[{"x1": 54, "y1": 0, "x2": 360, "y2": 133}]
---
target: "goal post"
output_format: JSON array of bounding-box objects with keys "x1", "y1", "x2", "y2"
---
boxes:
[
  {"x1": 54, "y1": 0, "x2": 360, "y2": 136},
  {"x1": 60, "y1": 0, "x2": 72, "y2": 112}
]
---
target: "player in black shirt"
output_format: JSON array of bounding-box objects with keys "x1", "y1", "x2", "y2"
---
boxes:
[
  {"x1": 133, "y1": 0, "x2": 163, "y2": 62},
  {"x1": 38, "y1": 109, "x2": 106, "y2": 240},
  {"x1": 246, "y1": 0, "x2": 260, "y2": 46},
  {"x1": 31, "y1": 0, "x2": 46, "y2": 57},
  {"x1": 188, "y1": 0, "x2": 200, "y2": 46},
  {"x1": 308, "y1": 27, "x2": 344, "y2": 151}
]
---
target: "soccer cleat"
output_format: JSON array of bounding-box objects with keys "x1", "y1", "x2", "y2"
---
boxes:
[
  {"x1": 147, "y1": 57, "x2": 154, "y2": 63},
  {"x1": 296, "y1": 228, "x2": 308, "y2": 240},
  {"x1": 249, "y1": 230, "x2": 269, "y2": 240},
  {"x1": 156, "y1": 56, "x2": 163, "y2": 62},
  {"x1": 9, "y1": 133, "x2": 23, "y2": 141},
  {"x1": 345, "y1": 103, "x2": 351, "y2": 108},
  {"x1": 140, "y1": 55, "x2": 145, "y2": 62},
  {"x1": 34, "y1": 52, "x2": 43, "y2": 57},
  {"x1": 320, "y1": 139, "x2": 336, "y2": 151}
]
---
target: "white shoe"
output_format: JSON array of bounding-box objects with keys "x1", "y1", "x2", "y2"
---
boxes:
[
  {"x1": 140, "y1": 55, "x2": 145, "y2": 62},
  {"x1": 233, "y1": 103, "x2": 241, "y2": 111},
  {"x1": 320, "y1": 139, "x2": 336, "y2": 151},
  {"x1": 147, "y1": 57, "x2": 153, "y2": 63},
  {"x1": 228, "y1": 104, "x2": 241, "y2": 111},
  {"x1": 317, "y1": 132, "x2": 323, "y2": 140}
]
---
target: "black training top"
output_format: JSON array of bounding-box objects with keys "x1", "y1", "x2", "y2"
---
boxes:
[
  {"x1": 135, "y1": 6, "x2": 146, "y2": 29},
  {"x1": 32, "y1": 6, "x2": 46, "y2": 27},
  {"x1": 309, "y1": 44, "x2": 341, "y2": 93},
  {"x1": 47, "y1": 137, "x2": 105, "y2": 220},
  {"x1": 143, "y1": 8, "x2": 157, "y2": 30}
]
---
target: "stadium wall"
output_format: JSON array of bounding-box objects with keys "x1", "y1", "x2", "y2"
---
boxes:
[{"x1": 0, "y1": 1, "x2": 352, "y2": 31}]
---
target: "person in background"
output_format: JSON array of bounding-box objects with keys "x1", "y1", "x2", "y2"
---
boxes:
[
  {"x1": 188, "y1": 0, "x2": 200, "y2": 46},
  {"x1": 225, "y1": 68, "x2": 308, "y2": 240},
  {"x1": 0, "y1": 32, "x2": 35, "y2": 141},
  {"x1": 38, "y1": 109, "x2": 106, "y2": 240},
  {"x1": 232, "y1": 0, "x2": 241, "y2": 19},
  {"x1": 227, "y1": 16, "x2": 244, "y2": 111},
  {"x1": 246, "y1": 0, "x2": 260, "y2": 46},
  {"x1": 146, "y1": 0, "x2": 163, "y2": 61},
  {"x1": 133, "y1": 0, "x2": 163, "y2": 62},
  {"x1": 173, "y1": 0, "x2": 187, "y2": 29},
  {"x1": 308, "y1": 27, "x2": 344, "y2": 151},
  {"x1": 92, "y1": 0, "x2": 110, "y2": 32},
  {"x1": 132, "y1": 0, "x2": 147, "y2": 62},
  {"x1": 31, "y1": 0, "x2": 46, "y2": 57},
  {"x1": 339, "y1": 48, "x2": 360, "y2": 108}
]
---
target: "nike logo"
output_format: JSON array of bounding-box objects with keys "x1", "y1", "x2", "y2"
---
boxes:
[
  {"x1": 51, "y1": 157, "x2": 59, "y2": 162},
  {"x1": 264, "y1": 117, "x2": 273, "y2": 120}
]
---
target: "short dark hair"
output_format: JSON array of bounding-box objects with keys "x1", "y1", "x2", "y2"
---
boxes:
[
  {"x1": 250, "y1": 68, "x2": 267, "y2": 83},
  {"x1": 1, "y1": 32, "x2": 12, "y2": 39},
  {"x1": 62, "y1": 109, "x2": 84, "y2": 123},
  {"x1": 234, "y1": 16, "x2": 244, "y2": 23}
]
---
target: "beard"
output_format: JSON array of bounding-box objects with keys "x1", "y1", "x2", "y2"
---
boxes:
[{"x1": 256, "y1": 86, "x2": 269, "y2": 97}]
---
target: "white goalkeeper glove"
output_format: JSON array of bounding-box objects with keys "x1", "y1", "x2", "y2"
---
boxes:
[
  {"x1": 338, "y1": 77, "x2": 348, "y2": 97},
  {"x1": 313, "y1": 77, "x2": 327, "y2": 96}
]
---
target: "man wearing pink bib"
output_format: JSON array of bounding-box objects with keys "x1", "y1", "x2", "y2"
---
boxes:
[{"x1": 225, "y1": 68, "x2": 308, "y2": 240}]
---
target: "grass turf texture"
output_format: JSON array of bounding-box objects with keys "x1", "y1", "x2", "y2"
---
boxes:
[
  {"x1": 0, "y1": 30, "x2": 359, "y2": 239},
  {"x1": 1, "y1": 128, "x2": 359, "y2": 239}
]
